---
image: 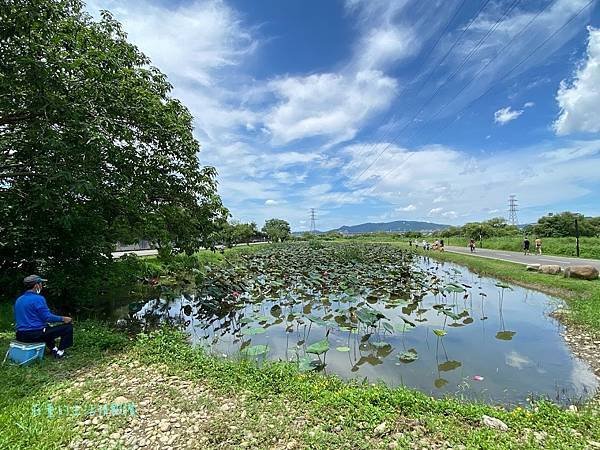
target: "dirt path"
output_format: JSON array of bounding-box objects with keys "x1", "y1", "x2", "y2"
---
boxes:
[
  {"x1": 67, "y1": 359, "x2": 299, "y2": 450},
  {"x1": 65, "y1": 355, "x2": 452, "y2": 450}
]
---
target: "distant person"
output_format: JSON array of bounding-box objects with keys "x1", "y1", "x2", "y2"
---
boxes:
[
  {"x1": 523, "y1": 237, "x2": 531, "y2": 255},
  {"x1": 469, "y1": 239, "x2": 476, "y2": 253},
  {"x1": 422, "y1": 240, "x2": 427, "y2": 250},
  {"x1": 535, "y1": 238, "x2": 542, "y2": 255},
  {"x1": 14, "y1": 275, "x2": 73, "y2": 358}
]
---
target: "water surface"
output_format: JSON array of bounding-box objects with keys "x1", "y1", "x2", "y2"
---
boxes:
[{"x1": 135, "y1": 257, "x2": 597, "y2": 406}]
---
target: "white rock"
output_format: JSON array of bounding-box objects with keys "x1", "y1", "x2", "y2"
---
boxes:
[
  {"x1": 538, "y1": 265, "x2": 562, "y2": 275},
  {"x1": 481, "y1": 415, "x2": 508, "y2": 431},
  {"x1": 374, "y1": 422, "x2": 387, "y2": 435},
  {"x1": 533, "y1": 431, "x2": 547, "y2": 442},
  {"x1": 113, "y1": 396, "x2": 130, "y2": 405}
]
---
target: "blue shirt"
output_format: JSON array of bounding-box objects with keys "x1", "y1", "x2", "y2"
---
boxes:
[{"x1": 14, "y1": 291, "x2": 63, "y2": 331}]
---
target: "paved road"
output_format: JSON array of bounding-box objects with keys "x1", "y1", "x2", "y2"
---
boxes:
[
  {"x1": 111, "y1": 241, "x2": 270, "y2": 259},
  {"x1": 112, "y1": 249, "x2": 159, "y2": 258},
  {"x1": 444, "y1": 245, "x2": 600, "y2": 270}
]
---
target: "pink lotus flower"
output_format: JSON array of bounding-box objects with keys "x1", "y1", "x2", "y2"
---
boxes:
[
  {"x1": 472, "y1": 375, "x2": 484, "y2": 381},
  {"x1": 231, "y1": 291, "x2": 241, "y2": 298}
]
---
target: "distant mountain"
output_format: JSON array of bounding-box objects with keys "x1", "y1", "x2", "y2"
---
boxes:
[{"x1": 330, "y1": 220, "x2": 449, "y2": 234}]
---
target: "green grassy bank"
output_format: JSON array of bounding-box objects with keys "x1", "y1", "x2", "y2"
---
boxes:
[
  {"x1": 2, "y1": 242, "x2": 600, "y2": 449},
  {"x1": 403, "y1": 245, "x2": 600, "y2": 333},
  {"x1": 2, "y1": 326, "x2": 600, "y2": 449},
  {"x1": 442, "y1": 236, "x2": 600, "y2": 260},
  {"x1": 0, "y1": 323, "x2": 130, "y2": 449}
]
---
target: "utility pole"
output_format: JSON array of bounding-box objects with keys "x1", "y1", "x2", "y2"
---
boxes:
[
  {"x1": 508, "y1": 195, "x2": 519, "y2": 226},
  {"x1": 309, "y1": 208, "x2": 317, "y2": 234},
  {"x1": 575, "y1": 218, "x2": 580, "y2": 257}
]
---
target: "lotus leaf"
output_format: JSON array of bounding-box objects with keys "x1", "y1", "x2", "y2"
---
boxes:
[
  {"x1": 306, "y1": 339, "x2": 330, "y2": 355},
  {"x1": 241, "y1": 345, "x2": 269, "y2": 356},
  {"x1": 398, "y1": 349, "x2": 418, "y2": 363}
]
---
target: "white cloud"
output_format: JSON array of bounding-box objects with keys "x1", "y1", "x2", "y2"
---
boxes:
[
  {"x1": 355, "y1": 27, "x2": 417, "y2": 70},
  {"x1": 494, "y1": 106, "x2": 523, "y2": 125},
  {"x1": 554, "y1": 27, "x2": 600, "y2": 135},
  {"x1": 441, "y1": 210, "x2": 458, "y2": 219},
  {"x1": 505, "y1": 351, "x2": 531, "y2": 370},
  {"x1": 396, "y1": 204, "x2": 416, "y2": 212},
  {"x1": 265, "y1": 199, "x2": 284, "y2": 206},
  {"x1": 86, "y1": 0, "x2": 261, "y2": 144},
  {"x1": 89, "y1": 0, "x2": 256, "y2": 85},
  {"x1": 523, "y1": 102, "x2": 535, "y2": 108},
  {"x1": 340, "y1": 139, "x2": 600, "y2": 223},
  {"x1": 266, "y1": 71, "x2": 397, "y2": 144},
  {"x1": 84, "y1": 0, "x2": 600, "y2": 230}
]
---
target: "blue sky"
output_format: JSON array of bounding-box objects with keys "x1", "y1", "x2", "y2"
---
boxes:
[{"x1": 89, "y1": 0, "x2": 600, "y2": 230}]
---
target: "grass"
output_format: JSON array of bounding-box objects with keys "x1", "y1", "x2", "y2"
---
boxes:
[
  {"x1": 0, "y1": 322, "x2": 130, "y2": 449},
  {"x1": 3, "y1": 325, "x2": 600, "y2": 449},
  {"x1": 2, "y1": 241, "x2": 600, "y2": 448},
  {"x1": 441, "y1": 236, "x2": 600, "y2": 260},
  {"x1": 413, "y1": 246, "x2": 600, "y2": 332},
  {"x1": 131, "y1": 329, "x2": 600, "y2": 449}
]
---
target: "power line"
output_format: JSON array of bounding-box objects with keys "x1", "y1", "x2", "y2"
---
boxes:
[
  {"x1": 371, "y1": 0, "x2": 559, "y2": 186},
  {"x1": 411, "y1": 0, "x2": 489, "y2": 102},
  {"x1": 353, "y1": 0, "x2": 471, "y2": 162},
  {"x1": 418, "y1": 0, "x2": 557, "y2": 135},
  {"x1": 354, "y1": 0, "x2": 492, "y2": 182},
  {"x1": 355, "y1": 0, "x2": 518, "y2": 182},
  {"x1": 425, "y1": 0, "x2": 595, "y2": 141}
]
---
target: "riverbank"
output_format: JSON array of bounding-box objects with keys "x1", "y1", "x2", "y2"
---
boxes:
[
  {"x1": 402, "y1": 245, "x2": 600, "y2": 332},
  {"x1": 4, "y1": 242, "x2": 600, "y2": 449},
  {"x1": 433, "y1": 236, "x2": 600, "y2": 260},
  {"x1": 394, "y1": 243, "x2": 600, "y2": 402},
  {"x1": 3, "y1": 327, "x2": 600, "y2": 449}
]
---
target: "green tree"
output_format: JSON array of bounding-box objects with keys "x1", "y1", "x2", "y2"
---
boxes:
[
  {"x1": 531, "y1": 212, "x2": 597, "y2": 237},
  {"x1": 262, "y1": 219, "x2": 291, "y2": 242},
  {"x1": 216, "y1": 221, "x2": 260, "y2": 247},
  {"x1": 233, "y1": 222, "x2": 259, "y2": 245},
  {"x1": 0, "y1": 1, "x2": 226, "y2": 304}
]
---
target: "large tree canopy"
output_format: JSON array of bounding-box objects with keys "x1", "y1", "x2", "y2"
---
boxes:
[
  {"x1": 0, "y1": 0, "x2": 226, "y2": 302},
  {"x1": 527, "y1": 212, "x2": 600, "y2": 238},
  {"x1": 262, "y1": 219, "x2": 291, "y2": 242}
]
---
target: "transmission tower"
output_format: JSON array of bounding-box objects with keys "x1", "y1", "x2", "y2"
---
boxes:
[
  {"x1": 309, "y1": 208, "x2": 317, "y2": 233},
  {"x1": 508, "y1": 195, "x2": 519, "y2": 226}
]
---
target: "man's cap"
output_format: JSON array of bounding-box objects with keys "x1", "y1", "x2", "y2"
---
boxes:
[{"x1": 23, "y1": 275, "x2": 47, "y2": 286}]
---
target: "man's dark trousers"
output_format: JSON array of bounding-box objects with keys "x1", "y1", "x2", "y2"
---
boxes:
[{"x1": 16, "y1": 323, "x2": 73, "y2": 351}]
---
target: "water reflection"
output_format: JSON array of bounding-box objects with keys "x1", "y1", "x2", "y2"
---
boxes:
[{"x1": 132, "y1": 257, "x2": 598, "y2": 406}]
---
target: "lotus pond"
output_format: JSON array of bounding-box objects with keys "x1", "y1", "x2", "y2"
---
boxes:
[{"x1": 133, "y1": 243, "x2": 598, "y2": 406}]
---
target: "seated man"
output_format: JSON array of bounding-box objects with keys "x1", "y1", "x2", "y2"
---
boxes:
[{"x1": 14, "y1": 275, "x2": 73, "y2": 358}]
